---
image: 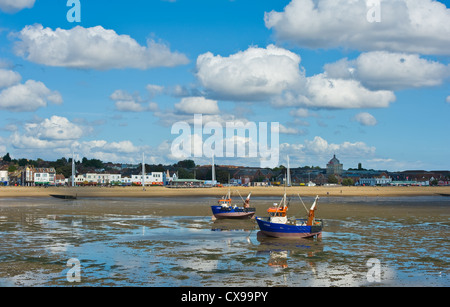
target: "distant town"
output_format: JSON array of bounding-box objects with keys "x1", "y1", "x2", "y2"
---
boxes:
[{"x1": 0, "y1": 152, "x2": 449, "y2": 188}]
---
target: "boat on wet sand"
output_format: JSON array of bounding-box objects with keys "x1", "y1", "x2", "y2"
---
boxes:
[
  {"x1": 50, "y1": 194, "x2": 77, "y2": 200},
  {"x1": 211, "y1": 191, "x2": 256, "y2": 219},
  {"x1": 256, "y1": 194, "x2": 323, "y2": 239}
]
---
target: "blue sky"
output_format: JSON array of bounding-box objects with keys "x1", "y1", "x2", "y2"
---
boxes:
[{"x1": 0, "y1": 0, "x2": 449, "y2": 171}]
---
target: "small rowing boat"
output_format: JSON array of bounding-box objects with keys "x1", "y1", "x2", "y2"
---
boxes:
[{"x1": 50, "y1": 194, "x2": 77, "y2": 200}]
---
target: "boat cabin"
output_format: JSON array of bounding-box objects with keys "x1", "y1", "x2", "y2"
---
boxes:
[
  {"x1": 267, "y1": 203, "x2": 288, "y2": 224},
  {"x1": 267, "y1": 203, "x2": 287, "y2": 216},
  {"x1": 219, "y1": 198, "x2": 232, "y2": 207}
]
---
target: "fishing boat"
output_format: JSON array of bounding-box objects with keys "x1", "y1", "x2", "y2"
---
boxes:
[
  {"x1": 211, "y1": 191, "x2": 256, "y2": 219},
  {"x1": 256, "y1": 194, "x2": 323, "y2": 239}
]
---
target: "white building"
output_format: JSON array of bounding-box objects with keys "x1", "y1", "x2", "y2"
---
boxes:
[
  {"x1": 55, "y1": 174, "x2": 65, "y2": 186},
  {"x1": 95, "y1": 173, "x2": 121, "y2": 185},
  {"x1": 34, "y1": 172, "x2": 54, "y2": 186},
  {"x1": 0, "y1": 170, "x2": 8, "y2": 186},
  {"x1": 358, "y1": 177, "x2": 375, "y2": 186},
  {"x1": 131, "y1": 172, "x2": 164, "y2": 186},
  {"x1": 376, "y1": 175, "x2": 392, "y2": 185},
  {"x1": 121, "y1": 177, "x2": 132, "y2": 185},
  {"x1": 22, "y1": 167, "x2": 35, "y2": 186},
  {"x1": 358, "y1": 175, "x2": 392, "y2": 186},
  {"x1": 76, "y1": 173, "x2": 122, "y2": 185},
  {"x1": 33, "y1": 168, "x2": 56, "y2": 186}
]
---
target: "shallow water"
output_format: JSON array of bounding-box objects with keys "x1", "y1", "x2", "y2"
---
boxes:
[{"x1": 0, "y1": 196, "x2": 448, "y2": 286}]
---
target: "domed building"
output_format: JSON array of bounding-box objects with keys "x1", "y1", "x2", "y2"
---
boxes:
[{"x1": 327, "y1": 154, "x2": 343, "y2": 175}]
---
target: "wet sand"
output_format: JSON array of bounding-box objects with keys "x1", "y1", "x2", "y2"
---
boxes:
[
  {"x1": 1, "y1": 185, "x2": 450, "y2": 199},
  {"x1": 0, "y1": 196, "x2": 448, "y2": 286}
]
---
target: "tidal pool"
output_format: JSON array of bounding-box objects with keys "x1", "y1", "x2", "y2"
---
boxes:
[{"x1": 0, "y1": 196, "x2": 448, "y2": 286}]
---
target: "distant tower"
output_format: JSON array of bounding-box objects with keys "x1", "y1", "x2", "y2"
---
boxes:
[
  {"x1": 142, "y1": 153, "x2": 145, "y2": 190},
  {"x1": 286, "y1": 155, "x2": 291, "y2": 186},
  {"x1": 326, "y1": 154, "x2": 343, "y2": 175},
  {"x1": 71, "y1": 152, "x2": 75, "y2": 187},
  {"x1": 212, "y1": 154, "x2": 216, "y2": 185}
]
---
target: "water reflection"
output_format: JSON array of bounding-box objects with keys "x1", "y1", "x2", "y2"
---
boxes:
[
  {"x1": 211, "y1": 219, "x2": 256, "y2": 232},
  {"x1": 0, "y1": 197, "x2": 448, "y2": 286}
]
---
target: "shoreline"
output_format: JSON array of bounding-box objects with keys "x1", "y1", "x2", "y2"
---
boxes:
[{"x1": 1, "y1": 185, "x2": 450, "y2": 199}]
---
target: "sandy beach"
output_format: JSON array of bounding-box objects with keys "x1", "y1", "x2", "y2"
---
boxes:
[
  {"x1": 1, "y1": 185, "x2": 449, "y2": 199},
  {"x1": 0, "y1": 185, "x2": 449, "y2": 287}
]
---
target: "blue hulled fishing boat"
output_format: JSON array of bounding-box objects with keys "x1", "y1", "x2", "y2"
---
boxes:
[
  {"x1": 256, "y1": 194, "x2": 323, "y2": 239},
  {"x1": 211, "y1": 191, "x2": 255, "y2": 219}
]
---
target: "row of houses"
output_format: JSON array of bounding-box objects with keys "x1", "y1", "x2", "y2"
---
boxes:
[
  {"x1": 1, "y1": 167, "x2": 177, "y2": 187},
  {"x1": 73, "y1": 172, "x2": 171, "y2": 186},
  {"x1": 227, "y1": 167, "x2": 450, "y2": 187},
  {"x1": 1, "y1": 156, "x2": 449, "y2": 187}
]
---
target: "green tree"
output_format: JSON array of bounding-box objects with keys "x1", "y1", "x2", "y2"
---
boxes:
[
  {"x1": 2, "y1": 153, "x2": 11, "y2": 162},
  {"x1": 81, "y1": 157, "x2": 104, "y2": 169},
  {"x1": 216, "y1": 169, "x2": 230, "y2": 184},
  {"x1": 177, "y1": 168, "x2": 194, "y2": 179},
  {"x1": 342, "y1": 178, "x2": 354, "y2": 186},
  {"x1": 327, "y1": 174, "x2": 338, "y2": 184},
  {"x1": 18, "y1": 158, "x2": 28, "y2": 167},
  {"x1": 176, "y1": 160, "x2": 195, "y2": 169}
]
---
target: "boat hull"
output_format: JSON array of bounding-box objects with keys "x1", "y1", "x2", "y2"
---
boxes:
[
  {"x1": 211, "y1": 206, "x2": 256, "y2": 219},
  {"x1": 50, "y1": 194, "x2": 77, "y2": 200},
  {"x1": 256, "y1": 217, "x2": 322, "y2": 238}
]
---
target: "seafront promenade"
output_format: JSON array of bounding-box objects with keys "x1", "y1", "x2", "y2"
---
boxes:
[{"x1": 1, "y1": 185, "x2": 449, "y2": 199}]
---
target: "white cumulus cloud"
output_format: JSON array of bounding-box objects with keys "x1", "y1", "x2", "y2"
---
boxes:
[
  {"x1": 82, "y1": 140, "x2": 140, "y2": 155},
  {"x1": 0, "y1": 69, "x2": 22, "y2": 88},
  {"x1": 325, "y1": 51, "x2": 450, "y2": 90},
  {"x1": 24, "y1": 116, "x2": 84, "y2": 141},
  {"x1": 14, "y1": 24, "x2": 189, "y2": 70},
  {"x1": 10, "y1": 116, "x2": 83, "y2": 150},
  {"x1": 0, "y1": 0, "x2": 35, "y2": 13},
  {"x1": 196, "y1": 44, "x2": 304, "y2": 101},
  {"x1": 174, "y1": 97, "x2": 220, "y2": 115},
  {"x1": 265, "y1": 0, "x2": 450, "y2": 55},
  {"x1": 273, "y1": 73, "x2": 396, "y2": 109},
  {"x1": 0, "y1": 79, "x2": 62, "y2": 112},
  {"x1": 280, "y1": 135, "x2": 377, "y2": 167},
  {"x1": 354, "y1": 112, "x2": 378, "y2": 126},
  {"x1": 110, "y1": 89, "x2": 158, "y2": 112}
]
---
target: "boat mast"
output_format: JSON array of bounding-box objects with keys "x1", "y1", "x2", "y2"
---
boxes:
[
  {"x1": 306, "y1": 195, "x2": 319, "y2": 226},
  {"x1": 142, "y1": 153, "x2": 145, "y2": 191},
  {"x1": 211, "y1": 154, "x2": 216, "y2": 186},
  {"x1": 71, "y1": 152, "x2": 75, "y2": 187},
  {"x1": 244, "y1": 192, "x2": 251, "y2": 208},
  {"x1": 287, "y1": 155, "x2": 291, "y2": 187}
]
